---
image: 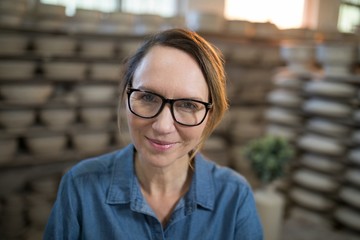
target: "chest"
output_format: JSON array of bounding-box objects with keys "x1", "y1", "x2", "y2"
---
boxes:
[{"x1": 80, "y1": 204, "x2": 237, "y2": 240}]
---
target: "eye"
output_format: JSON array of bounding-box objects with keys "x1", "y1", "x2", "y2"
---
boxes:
[
  {"x1": 139, "y1": 92, "x2": 158, "y2": 103},
  {"x1": 177, "y1": 100, "x2": 202, "y2": 111}
]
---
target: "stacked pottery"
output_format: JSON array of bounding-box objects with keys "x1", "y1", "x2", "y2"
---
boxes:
[
  {"x1": 300, "y1": 72, "x2": 359, "y2": 232},
  {"x1": 71, "y1": 8, "x2": 102, "y2": 33},
  {"x1": 71, "y1": 128, "x2": 111, "y2": 155},
  {"x1": 0, "y1": 0, "x2": 28, "y2": 27},
  {"x1": 265, "y1": 41, "x2": 316, "y2": 142},
  {"x1": 25, "y1": 130, "x2": 68, "y2": 157},
  {"x1": 280, "y1": 41, "x2": 315, "y2": 76},
  {"x1": 316, "y1": 42, "x2": 356, "y2": 77},
  {"x1": 89, "y1": 63, "x2": 122, "y2": 81},
  {"x1": 79, "y1": 39, "x2": 116, "y2": 59},
  {"x1": 334, "y1": 85, "x2": 360, "y2": 231},
  {"x1": 308, "y1": 43, "x2": 360, "y2": 232},
  {"x1": 35, "y1": 3, "x2": 67, "y2": 31},
  {"x1": 266, "y1": 41, "x2": 345, "y2": 226},
  {"x1": 291, "y1": 77, "x2": 357, "y2": 227},
  {"x1": 133, "y1": 14, "x2": 164, "y2": 35},
  {"x1": 79, "y1": 106, "x2": 115, "y2": 129},
  {"x1": 0, "y1": 33, "x2": 29, "y2": 56},
  {"x1": 42, "y1": 61, "x2": 87, "y2": 80},
  {"x1": 34, "y1": 36, "x2": 77, "y2": 57},
  {"x1": 98, "y1": 11, "x2": 135, "y2": 34},
  {"x1": 264, "y1": 45, "x2": 312, "y2": 227},
  {"x1": 265, "y1": 70, "x2": 305, "y2": 143},
  {"x1": 185, "y1": 11, "x2": 224, "y2": 33}
]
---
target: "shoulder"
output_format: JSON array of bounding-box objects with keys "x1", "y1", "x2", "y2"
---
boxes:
[
  {"x1": 213, "y1": 163, "x2": 251, "y2": 193},
  {"x1": 197, "y1": 155, "x2": 251, "y2": 191},
  {"x1": 68, "y1": 145, "x2": 133, "y2": 179}
]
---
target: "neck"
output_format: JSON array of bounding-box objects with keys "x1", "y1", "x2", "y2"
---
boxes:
[{"x1": 135, "y1": 154, "x2": 193, "y2": 196}]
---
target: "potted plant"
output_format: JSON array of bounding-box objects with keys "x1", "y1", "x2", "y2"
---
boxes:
[
  {"x1": 243, "y1": 135, "x2": 294, "y2": 240},
  {"x1": 243, "y1": 135, "x2": 294, "y2": 187}
]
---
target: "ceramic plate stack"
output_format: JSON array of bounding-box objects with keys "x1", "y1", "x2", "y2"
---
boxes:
[
  {"x1": 25, "y1": 130, "x2": 68, "y2": 157},
  {"x1": 229, "y1": 44, "x2": 259, "y2": 64},
  {"x1": 71, "y1": 8, "x2": 102, "y2": 33},
  {"x1": 291, "y1": 168, "x2": 338, "y2": 214},
  {"x1": 71, "y1": 128, "x2": 111, "y2": 155},
  {"x1": 79, "y1": 106, "x2": 115, "y2": 129},
  {"x1": 185, "y1": 11, "x2": 224, "y2": 33},
  {"x1": 254, "y1": 22, "x2": 279, "y2": 40},
  {"x1": 299, "y1": 66, "x2": 360, "y2": 232},
  {"x1": 89, "y1": 62, "x2": 121, "y2": 81},
  {"x1": 76, "y1": 82, "x2": 117, "y2": 103},
  {"x1": 334, "y1": 206, "x2": 360, "y2": 232},
  {"x1": 336, "y1": 133, "x2": 360, "y2": 231},
  {"x1": 268, "y1": 39, "x2": 360, "y2": 231},
  {"x1": 316, "y1": 42, "x2": 357, "y2": 77},
  {"x1": 35, "y1": 3, "x2": 67, "y2": 31},
  {"x1": 133, "y1": 14, "x2": 164, "y2": 35},
  {"x1": 265, "y1": 71, "x2": 305, "y2": 142},
  {"x1": 226, "y1": 20, "x2": 254, "y2": 37},
  {"x1": 280, "y1": 41, "x2": 315, "y2": 76},
  {"x1": 98, "y1": 11, "x2": 135, "y2": 34},
  {"x1": 40, "y1": 106, "x2": 76, "y2": 131},
  {"x1": 0, "y1": 33, "x2": 28, "y2": 56},
  {"x1": 34, "y1": 36, "x2": 77, "y2": 57},
  {"x1": 0, "y1": 0, "x2": 27, "y2": 27},
  {"x1": 0, "y1": 82, "x2": 54, "y2": 104},
  {"x1": 79, "y1": 39, "x2": 116, "y2": 59},
  {"x1": 0, "y1": 60, "x2": 36, "y2": 80},
  {"x1": 42, "y1": 61, "x2": 87, "y2": 81}
]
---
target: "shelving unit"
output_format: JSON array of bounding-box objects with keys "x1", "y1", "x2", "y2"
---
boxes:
[{"x1": 266, "y1": 44, "x2": 360, "y2": 233}]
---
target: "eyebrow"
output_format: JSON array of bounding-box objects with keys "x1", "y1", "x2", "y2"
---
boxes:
[{"x1": 133, "y1": 85, "x2": 207, "y2": 102}]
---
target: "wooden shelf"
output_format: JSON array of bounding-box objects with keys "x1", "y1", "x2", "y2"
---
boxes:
[
  {"x1": 0, "y1": 122, "x2": 119, "y2": 137},
  {"x1": 0, "y1": 145, "x2": 121, "y2": 170}
]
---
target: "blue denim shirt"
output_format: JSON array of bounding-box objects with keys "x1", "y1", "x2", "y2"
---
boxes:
[{"x1": 44, "y1": 144, "x2": 263, "y2": 240}]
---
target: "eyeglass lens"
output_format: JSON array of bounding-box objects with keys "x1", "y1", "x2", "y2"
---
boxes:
[{"x1": 128, "y1": 90, "x2": 209, "y2": 126}]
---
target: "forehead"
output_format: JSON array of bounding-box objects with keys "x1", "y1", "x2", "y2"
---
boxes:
[{"x1": 132, "y1": 46, "x2": 209, "y2": 100}]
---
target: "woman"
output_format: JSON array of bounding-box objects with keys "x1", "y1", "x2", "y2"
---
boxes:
[{"x1": 44, "y1": 28, "x2": 263, "y2": 239}]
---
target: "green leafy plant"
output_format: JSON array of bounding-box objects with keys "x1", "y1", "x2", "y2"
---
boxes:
[{"x1": 243, "y1": 135, "x2": 294, "y2": 185}]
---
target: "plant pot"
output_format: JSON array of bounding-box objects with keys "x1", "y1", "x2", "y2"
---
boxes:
[{"x1": 254, "y1": 185, "x2": 285, "y2": 240}]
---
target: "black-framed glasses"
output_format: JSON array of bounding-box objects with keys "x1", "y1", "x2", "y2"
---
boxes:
[{"x1": 127, "y1": 88, "x2": 212, "y2": 127}]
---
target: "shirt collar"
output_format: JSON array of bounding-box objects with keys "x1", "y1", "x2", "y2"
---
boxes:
[{"x1": 106, "y1": 144, "x2": 215, "y2": 211}]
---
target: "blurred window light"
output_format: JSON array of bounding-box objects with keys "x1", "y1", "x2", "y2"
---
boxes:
[
  {"x1": 338, "y1": 0, "x2": 360, "y2": 33},
  {"x1": 224, "y1": 0, "x2": 305, "y2": 29},
  {"x1": 41, "y1": 0, "x2": 176, "y2": 17},
  {"x1": 121, "y1": 0, "x2": 176, "y2": 17},
  {"x1": 40, "y1": 0, "x2": 118, "y2": 16}
]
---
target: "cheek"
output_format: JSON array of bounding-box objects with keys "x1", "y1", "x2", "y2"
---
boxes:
[
  {"x1": 126, "y1": 110, "x2": 141, "y2": 134},
  {"x1": 180, "y1": 125, "x2": 206, "y2": 145}
]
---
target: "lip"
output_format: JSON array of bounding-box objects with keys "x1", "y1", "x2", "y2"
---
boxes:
[{"x1": 147, "y1": 137, "x2": 176, "y2": 151}]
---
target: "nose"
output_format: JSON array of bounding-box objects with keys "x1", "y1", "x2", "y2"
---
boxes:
[{"x1": 152, "y1": 104, "x2": 175, "y2": 133}]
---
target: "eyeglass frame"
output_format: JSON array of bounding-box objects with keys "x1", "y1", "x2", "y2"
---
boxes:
[{"x1": 126, "y1": 88, "x2": 213, "y2": 127}]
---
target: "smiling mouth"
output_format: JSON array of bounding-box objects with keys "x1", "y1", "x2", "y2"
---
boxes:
[{"x1": 147, "y1": 138, "x2": 176, "y2": 150}]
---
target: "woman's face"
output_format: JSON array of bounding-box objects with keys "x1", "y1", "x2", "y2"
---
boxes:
[{"x1": 127, "y1": 45, "x2": 209, "y2": 169}]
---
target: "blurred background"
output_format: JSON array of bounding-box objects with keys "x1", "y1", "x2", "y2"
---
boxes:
[{"x1": 0, "y1": 0, "x2": 359, "y2": 239}]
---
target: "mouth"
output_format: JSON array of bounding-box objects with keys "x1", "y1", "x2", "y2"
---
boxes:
[{"x1": 147, "y1": 137, "x2": 177, "y2": 151}]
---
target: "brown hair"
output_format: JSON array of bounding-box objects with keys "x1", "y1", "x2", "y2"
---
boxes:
[{"x1": 118, "y1": 28, "x2": 228, "y2": 155}]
